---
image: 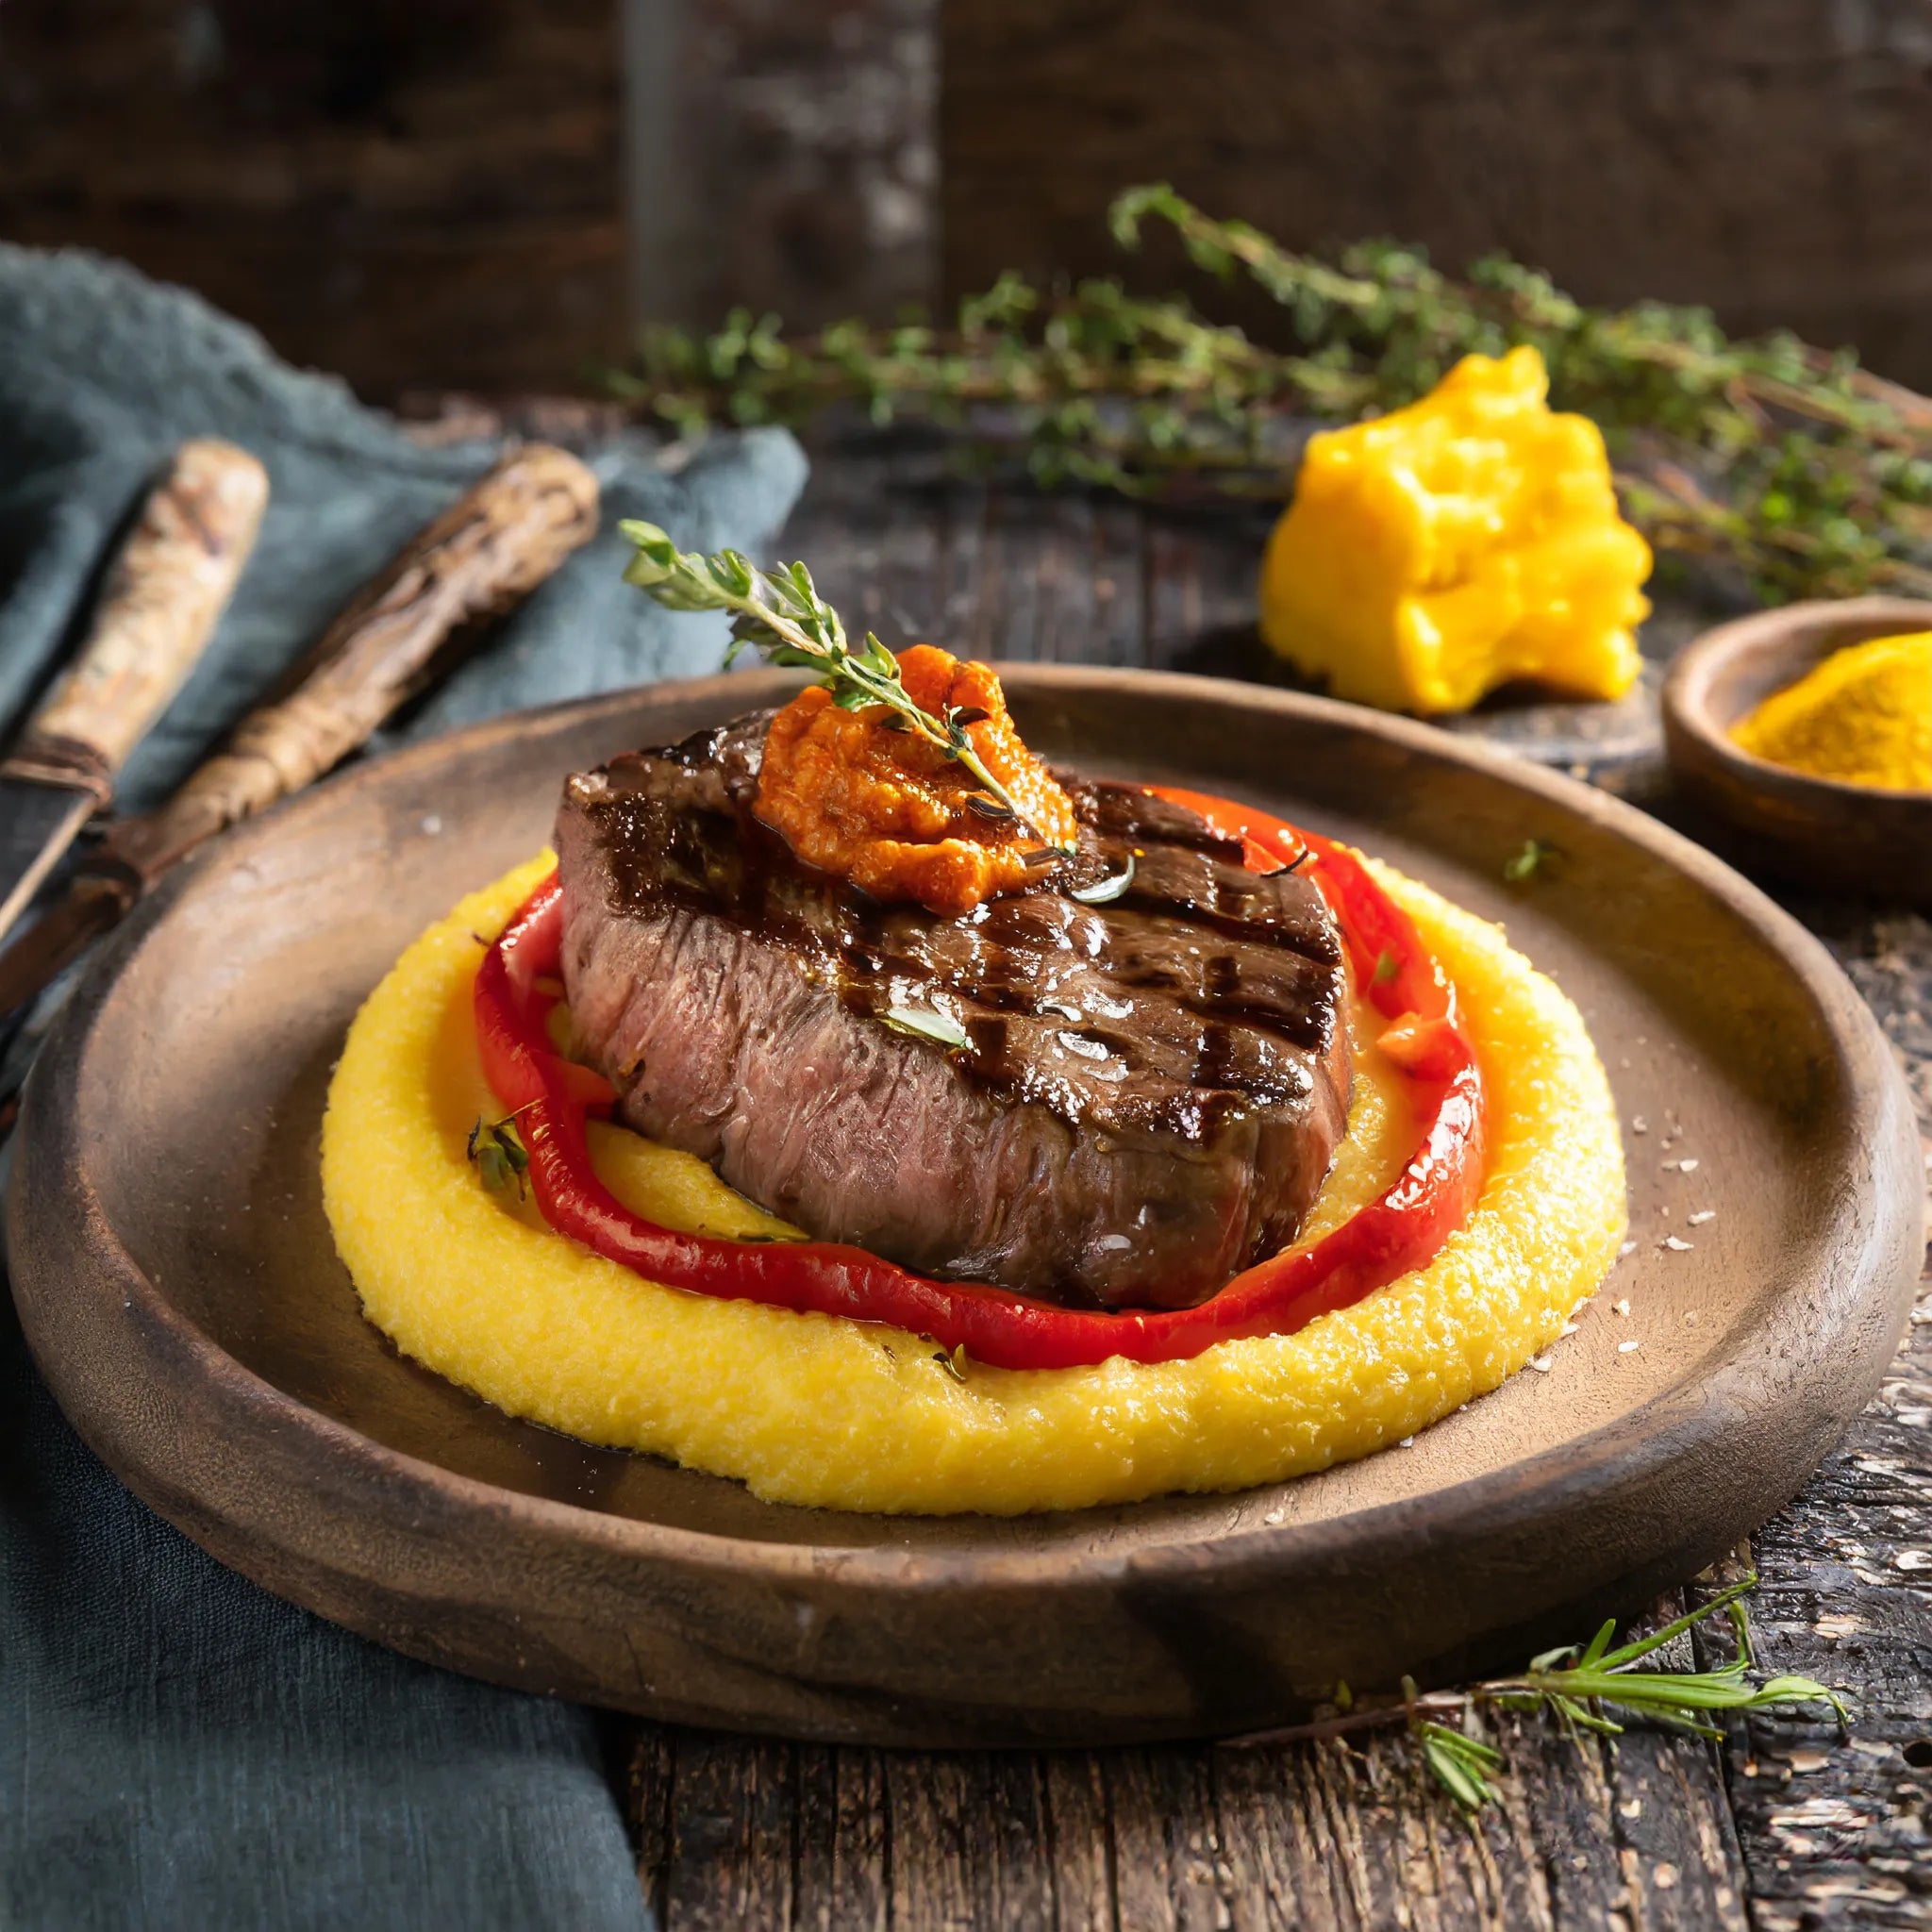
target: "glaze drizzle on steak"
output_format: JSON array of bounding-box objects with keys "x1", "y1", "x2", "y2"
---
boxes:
[{"x1": 555, "y1": 715, "x2": 1352, "y2": 1310}]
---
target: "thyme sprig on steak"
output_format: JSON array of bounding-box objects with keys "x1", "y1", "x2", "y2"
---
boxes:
[{"x1": 620, "y1": 520, "x2": 1068, "y2": 851}]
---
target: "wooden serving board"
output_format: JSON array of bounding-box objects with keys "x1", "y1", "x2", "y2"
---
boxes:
[{"x1": 7, "y1": 668, "x2": 1921, "y2": 1747}]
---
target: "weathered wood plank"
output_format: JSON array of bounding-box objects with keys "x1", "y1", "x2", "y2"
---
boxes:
[
  {"x1": 942, "y1": 0, "x2": 1932, "y2": 389},
  {"x1": 0, "y1": 0, "x2": 625, "y2": 398},
  {"x1": 1142, "y1": 517, "x2": 1277, "y2": 677},
  {"x1": 1707, "y1": 1344, "x2": 1932, "y2": 1932},
  {"x1": 629, "y1": 1724, "x2": 676, "y2": 1929},
  {"x1": 1102, "y1": 1747, "x2": 1227, "y2": 1930},
  {"x1": 781, "y1": 450, "x2": 956, "y2": 653},
  {"x1": 632, "y1": 1712, "x2": 1767, "y2": 1930},
  {"x1": 657, "y1": 1733, "x2": 798, "y2": 1930},
  {"x1": 641, "y1": 0, "x2": 938, "y2": 332},
  {"x1": 1213, "y1": 1718, "x2": 1743, "y2": 1932},
  {"x1": 888, "y1": 1752, "x2": 1059, "y2": 1928},
  {"x1": 793, "y1": 1746, "x2": 890, "y2": 1932},
  {"x1": 1041, "y1": 1753, "x2": 1115, "y2": 1932},
  {"x1": 969, "y1": 492, "x2": 1148, "y2": 669},
  {"x1": 1709, "y1": 907, "x2": 1932, "y2": 1932}
]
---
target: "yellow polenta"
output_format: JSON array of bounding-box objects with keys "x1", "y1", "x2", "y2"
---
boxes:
[{"x1": 321, "y1": 851, "x2": 1625, "y2": 1514}]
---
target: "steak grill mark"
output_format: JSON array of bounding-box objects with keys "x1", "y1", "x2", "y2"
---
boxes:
[{"x1": 556, "y1": 714, "x2": 1353, "y2": 1308}]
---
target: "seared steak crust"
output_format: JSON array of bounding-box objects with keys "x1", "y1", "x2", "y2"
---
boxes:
[{"x1": 555, "y1": 715, "x2": 1351, "y2": 1309}]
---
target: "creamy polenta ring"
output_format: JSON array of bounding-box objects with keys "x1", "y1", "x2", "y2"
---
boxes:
[
  {"x1": 323, "y1": 840, "x2": 1624, "y2": 1516},
  {"x1": 323, "y1": 530, "x2": 1624, "y2": 1516}
]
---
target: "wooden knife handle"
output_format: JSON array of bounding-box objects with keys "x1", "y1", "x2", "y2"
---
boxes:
[
  {"x1": 2, "y1": 439, "x2": 269, "y2": 796},
  {"x1": 105, "y1": 442, "x2": 598, "y2": 875}
]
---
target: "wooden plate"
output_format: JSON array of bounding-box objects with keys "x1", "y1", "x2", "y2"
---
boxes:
[
  {"x1": 1661, "y1": 594, "x2": 1932, "y2": 903},
  {"x1": 8, "y1": 668, "x2": 1922, "y2": 1747}
]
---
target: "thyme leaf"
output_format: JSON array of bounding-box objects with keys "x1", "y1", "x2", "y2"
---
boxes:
[
  {"x1": 1068, "y1": 854, "x2": 1136, "y2": 904},
  {"x1": 880, "y1": 1003, "x2": 970, "y2": 1048},
  {"x1": 1504, "y1": 838, "x2": 1557, "y2": 883}
]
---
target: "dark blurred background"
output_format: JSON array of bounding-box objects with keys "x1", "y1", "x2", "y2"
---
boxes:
[{"x1": 3, "y1": 0, "x2": 1929, "y2": 399}]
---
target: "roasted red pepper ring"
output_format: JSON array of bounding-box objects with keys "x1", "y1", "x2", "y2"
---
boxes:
[{"x1": 473, "y1": 794, "x2": 1488, "y2": 1371}]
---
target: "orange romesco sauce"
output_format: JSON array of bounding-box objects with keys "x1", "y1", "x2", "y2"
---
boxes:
[{"x1": 753, "y1": 645, "x2": 1078, "y2": 916}]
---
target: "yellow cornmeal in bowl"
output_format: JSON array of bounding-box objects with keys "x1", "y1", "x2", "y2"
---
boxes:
[{"x1": 321, "y1": 852, "x2": 1626, "y2": 1515}]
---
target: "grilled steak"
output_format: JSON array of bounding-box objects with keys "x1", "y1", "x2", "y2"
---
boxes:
[{"x1": 555, "y1": 715, "x2": 1352, "y2": 1310}]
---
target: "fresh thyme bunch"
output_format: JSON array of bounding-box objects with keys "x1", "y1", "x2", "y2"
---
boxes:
[
  {"x1": 1229, "y1": 1571, "x2": 1840, "y2": 1816},
  {"x1": 608, "y1": 187, "x2": 1932, "y2": 606},
  {"x1": 619, "y1": 519, "x2": 1062, "y2": 845}
]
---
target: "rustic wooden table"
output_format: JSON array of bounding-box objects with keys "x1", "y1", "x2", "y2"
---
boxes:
[{"x1": 606, "y1": 445, "x2": 1931, "y2": 1931}]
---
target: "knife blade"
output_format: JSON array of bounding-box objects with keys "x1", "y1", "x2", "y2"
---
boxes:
[
  {"x1": 0, "y1": 439, "x2": 269, "y2": 945},
  {"x1": 0, "y1": 442, "x2": 599, "y2": 1025},
  {"x1": 0, "y1": 787, "x2": 95, "y2": 944}
]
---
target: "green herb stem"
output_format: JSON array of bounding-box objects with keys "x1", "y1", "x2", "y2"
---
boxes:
[
  {"x1": 620, "y1": 520, "x2": 1070, "y2": 852},
  {"x1": 607, "y1": 189, "x2": 1932, "y2": 606}
]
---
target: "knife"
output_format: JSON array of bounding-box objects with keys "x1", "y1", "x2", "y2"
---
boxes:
[
  {"x1": 0, "y1": 439, "x2": 269, "y2": 946},
  {"x1": 0, "y1": 442, "x2": 599, "y2": 1026}
]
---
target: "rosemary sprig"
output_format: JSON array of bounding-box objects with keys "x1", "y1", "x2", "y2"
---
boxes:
[
  {"x1": 1228, "y1": 1573, "x2": 1841, "y2": 1816},
  {"x1": 608, "y1": 188, "x2": 1932, "y2": 605},
  {"x1": 620, "y1": 520, "x2": 1066, "y2": 847},
  {"x1": 1416, "y1": 1721, "x2": 1507, "y2": 1812}
]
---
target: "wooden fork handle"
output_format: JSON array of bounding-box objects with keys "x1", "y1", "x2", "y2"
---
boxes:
[
  {"x1": 103, "y1": 442, "x2": 599, "y2": 879},
  {"x1": 1, "y1": 439, "x2": 269, "y2": 800}
]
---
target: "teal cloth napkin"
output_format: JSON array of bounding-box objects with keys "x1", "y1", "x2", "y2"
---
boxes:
[{"x1": 0, "y1": 247, "x2": 808, "y2": 1931}]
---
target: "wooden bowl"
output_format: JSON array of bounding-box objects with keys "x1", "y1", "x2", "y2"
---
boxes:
[
  {"x1": 1661, "y1": 595, "x2": 1932, "y2": 902},
  {"x1": 8, "y1": 667, "x2": 1924, "y2": 1745}
]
